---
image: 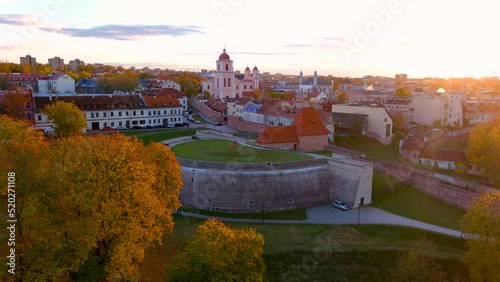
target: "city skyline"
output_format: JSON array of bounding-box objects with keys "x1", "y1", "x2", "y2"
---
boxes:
[{"x1": 0, "y1": 0, "x2": 498, "y2": 78}]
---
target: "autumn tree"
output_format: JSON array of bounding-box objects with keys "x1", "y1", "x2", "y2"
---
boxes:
[
  {"x1": 42, "y1": 100, "x2": 87, "y2": 137},
  {"x1": 336, "y1": 90, "x2": 348, "y2": 103},
  {"x1": 0, "y1": 89, "x2": 31, "y2": 119},
  {"x1": 1, "y1": 129, "x2": 183, "y2": 281},
  {"x1": 253, "y1": 88, "x2": 262, "y2": 99},
  {"x1": 167, "y1": 218, "x2": 265, "y2": 282},
  {"x1": 467, "y1": 117, "x2": 500, "y2": 187},
  {"x1": 460, "y1": 191, "x2": 500, "y2": 282}
]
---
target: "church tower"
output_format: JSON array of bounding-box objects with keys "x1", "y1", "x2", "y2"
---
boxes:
[
  {"x1": 252, "y1": 65, "x2": 260, "y2": 90},
  {"x1": 299, "y1": 70, "x2": 303, "y2": 85},
  {"x1": 213, "y1": 48, "x2": 236, "y2": 99},
  {"x1": 313, "y1": 70, "x2": 318, "y2": 86}
]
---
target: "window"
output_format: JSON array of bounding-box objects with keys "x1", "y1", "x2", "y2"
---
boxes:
[
  {"x1": 148, "y1": 111, "x2": 151, "y2": 116},
  {"x1": 141, "y1": 110, "x2": 144, "y2": 115},
  {"x1": 119, "y1": 121, "x2": 122, "y2": 126},
  {"x1": 225, "y1": 64, "x2": 228, "y2": 71},
  {"x1": 111, "y1": 112, "x2": 114, "y2": 117},
  {"x1": 228, "y1": 78, "x2": 231, "y2": 87},
  {"x1": 244, "y1": 85, "x2": 247, "y2": 90},
  {"x1": 96, "y1": 113, "x2": 99, "y2": 118},
  {"x1": 103, "y1": 112, "x2": 107, "y2": 117},
  {"x1": 26, "y1": 102, "x2": 31, "y2": 109},
  {"x1": 385, "y1": 124, "x2": 391, "y2": 137},
  {"x1": 119, "y1": 111, "x2": 122, "y2": 117},
  {"x1": 111, "y1": 122, "x2": 114, "y2": 127},
  {"x1": 91, "y1": 113, "x2": 95, "y2": 118},
  {"x1": 208, "y1": 85, "x2": 210, "y2": 89},
  {"x1": 133, "y1": 111, "x2": 136, "y2": 116},
  {"x1": 250, "y1": 85, "x2": 253, "y2": 89},
  {"x1": 126, "y1": 111, "x2": 129, "y2": 116},
  {"x1": 224, "y1": 78, "x2": 226, "y2": 87},
  {"x1": 164, "y1": 110, "x2": 167, "y2": 114}
]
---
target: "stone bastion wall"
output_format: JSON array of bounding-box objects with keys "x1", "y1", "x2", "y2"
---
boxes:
[{"x1": 178, "y1": 156, "x2": 373, "y2": 213}]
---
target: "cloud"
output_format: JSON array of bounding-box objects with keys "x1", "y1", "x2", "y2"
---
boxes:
[
  {"x1": 40, "y1": 24, "x2": 204, "y2": 40},
  {"x1": 0, "y1": 14, "x2": 29, "y2": 26}
]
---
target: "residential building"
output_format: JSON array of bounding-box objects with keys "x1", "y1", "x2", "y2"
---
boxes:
[
  {"x1": 34, "y1": 94, "x2": 183, "y2": 130},
  {"x1": 154, "y1": 88, "x2": 188, "y2": 111},
  {"x1": 48, "y1": 57, "x2": 65, "y2": 71},
  {"x1": 38, "y1": 73, "x2": 75, "y2": 94},
  {"x1": 441, "y1": 91, "x2": 465, "y2": 127},
  {"x1": 20, "y1": 54, "x2": 36, "y2": 67},
  {"x1": 160, "y1": 80, "x2": 181, "y2": 91},
  {"x1": 3, "y1": 74, "x2": 42, "y2": 93},
  {"x1": 332, "y1": 101, "x2": 393, "y2": 144},
  {"x1": 68, "y1": 59, "x2": 85, "y2": 71},
  {"x1": 384, "y1": 97, "x2": 413, "y2": 128},
  {"x1": 411, "y1": 91, "x2": 443, "y2": 126},
  {"x1": 0, "y1": 87, "x2": 35, "y2": 123},
  {"x1": 463, "y1": 99, "x2": 500, "y2": 125},
  {"x1": 202, "y1": 49, "x2": 260, "y2": 99}
]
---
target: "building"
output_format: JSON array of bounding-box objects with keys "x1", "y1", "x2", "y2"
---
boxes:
[
  {"x1": 298, "y1": 70, "x2": 333, "y2": 95},
  {"x1": 160, "y1": 80, "x2": 181, "y2": 91},
  {"x1": 384, "y1": 97, "x2": 413, "y2": 128},
  {"x1": 0, "y1": 87, "x2": 35, "y2": 123},
  {"x1": 256, "y1": 107, "x2": 330, "y2": 152},
  {"x1": 202, "y1": 49, "x2": 260, "y2": 99},
  {"x1": 412, "y1": 90, "x2": 465, "y2": 127},
  {"x1": 48, "y1": 57, "x2": 65, "y2": 71},
  {"x1": 332, "y1": 101, "x2": 393, "y2": 144},
  {"x1": 38, "y1": 73, "x2": 75, "y2": 94},
  {"x1": 153, "y1": 88, "x2": 188, "y2": 112},
  {"x1": 68, "y1": 59, "x2": 85, "y2": 71},
  {"x1": 34, "y1": 94, "x2": 183, "y2": 130},
  {"x1": 20, "y1": 54, "x2": 36, "y2": 67},
  {"x1": 3, "y1": 73, "x2": 42, "y2": 93}
]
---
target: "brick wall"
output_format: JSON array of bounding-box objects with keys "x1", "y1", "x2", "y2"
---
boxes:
[
  {"x1": 227, "y1": 116, "x2": 267, "y2": 134},
  {"x1": 298, "y1": 135, "x2": 328, "y2": 152},
  {"x1": 257, "y1": 142, "x2": 298, "y2": 151},
  {"x1": 199, "y1": 103, "x2": 224, "y2": 123}
]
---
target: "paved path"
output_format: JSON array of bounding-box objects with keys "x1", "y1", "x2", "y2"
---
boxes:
[{"x1": 179, "y1": 205, "x2": 463, "y2": 238}]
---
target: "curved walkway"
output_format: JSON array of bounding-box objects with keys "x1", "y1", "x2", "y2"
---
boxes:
[{"x1": 180, "y1": 205, "x2": 463, "y2": 238}]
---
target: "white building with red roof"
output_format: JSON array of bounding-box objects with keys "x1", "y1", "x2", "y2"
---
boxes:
[
  {"x1": 38, "y1": 73, "x2": 75, "y2": 94},
  {"x1": 201, "y1": 49, "x2": 260, "y2": 99}
]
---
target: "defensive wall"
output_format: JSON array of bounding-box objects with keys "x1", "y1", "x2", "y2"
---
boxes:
[{"x1": 178, "y1": 156, "x2": 373, "y2": 213}]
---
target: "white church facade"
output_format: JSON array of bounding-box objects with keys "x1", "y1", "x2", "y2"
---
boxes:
[{"x1": 202, "y1": 49, "x2": 260, "y2": 99}]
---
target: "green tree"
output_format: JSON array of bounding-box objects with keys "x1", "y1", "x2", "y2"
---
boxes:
[
  {"x1": 395, "y1": 88, "x2": 412, "y2": 97},
  {"x1": 42, "y1": 100, "x2": 87, "y2": 137},
  {"x1": 460, "y1": 191, "x2": 500, "y2": 282},
  {"x1": 203, "y1": 90, "x2": 211, "y2": 98},
  {"x1": 467, "y1": 117, "x2": 500, "y2": 187},
  {"x1": 167, "y1": 218, "x2": 265, "y2": 282}
]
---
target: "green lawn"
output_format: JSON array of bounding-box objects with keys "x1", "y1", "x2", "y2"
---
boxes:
[
  {"x1": 192, "y1": 114, "x2": 208, "y2": 123},
  {"x1": 140, "y1": 216, "x2": 468, "y2": 282},
  {"x1": 172, "y1": 139, "x2": 314, "y2": 163},
  {"x1": 179, "y1": 206, "x2": 307, "y2": 220},
  {"x1": 372, "y1": 171, "x2": 465, "y2": 230},
  {"x1": 334, "y1": 135, "x2": 401, "y2": 162},
  {"x1": 437, "y1": 134, "x2": 470, "y2": 150},
  {"x1": 124, "y1": 128, "x2": 206, "y2": 144}
]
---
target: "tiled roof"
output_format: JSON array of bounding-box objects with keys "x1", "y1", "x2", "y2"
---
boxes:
[
  {"x1": 143, "y1": 95, "x2": 181, "y2": 107},
  {"x1": 205, "y1": 99, "x2": 221, "y2": 107},
  {"x1": 401, "y1": 136, "x2": 424, "y2": 151},
  {"x1": 34, "y1": 95, "x2": 145, "y2": 110},
  {"x1": 421, "y1": 148, "x2": 467, "y2": 163},
  {"x1": 292, "y1": 107, "x2": 330, "y2": 136},
  {"x1": 256, "y1": 126, "x2": 298, "y2": 144},
  {"x1": 155, "y1": 88, "x2": 186, "y2": 98},
  {"x1": 212, "y1": 102, "x2": 228, "y2": 112}
]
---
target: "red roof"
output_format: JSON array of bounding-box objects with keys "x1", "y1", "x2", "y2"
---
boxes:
[
  {"x1": 422, "y1": 148, "x2": 467, "y2": 163},
  {"x1": 212, "y1": 103, "x2": 228, "y2": 112},
  {"x1": 292, "y1": 107, "x2": 330, "y2": 136},
  {"x1": 155, "y1": 88, "x2": 186, "y2": 98},
  {"x1": 143, "y1": 95, "x2": 181, "y2": 107},
  {"x1": 401, "y1": 136, "x2": 424, "y2": 151},
  {"x1": 218, "y1": 49, "x2": 230, "y2": 60},
  {"x1": 256, "y1": 126, "x2": 298, "y2": 144}
]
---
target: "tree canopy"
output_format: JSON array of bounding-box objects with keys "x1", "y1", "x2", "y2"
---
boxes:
[
  {"x1": 167, "y1": 218, "x2": 265, "y2": 282},
  {"x1": 460, "y1": 191, "x2": 500, "y2": 282},
  {"x1": 42, "y1": 100, "x2": 87, "y2": 137},
  {"x1": 0, "y1": 117, "x2": 183, "y2": 281},
  {"x1": 467, "y1": 117, "x2": 500, "y2": 187}
]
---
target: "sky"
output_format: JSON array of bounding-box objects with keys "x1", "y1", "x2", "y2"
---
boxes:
[{"x1": 0, "y1": 0, "x2": 498, "y2": 78}]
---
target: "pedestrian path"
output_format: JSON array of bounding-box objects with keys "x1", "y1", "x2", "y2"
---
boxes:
[{"x1": 179, "y1": 205, "x2": 463, "y2": 238}]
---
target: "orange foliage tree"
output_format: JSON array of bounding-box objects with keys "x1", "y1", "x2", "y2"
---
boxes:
[
  {"x1": 0, "y1": 119, "x2": 183, "y2": 281},
  {"x1": 167, "y1": 218, "x2": 265, "y2": 282}
]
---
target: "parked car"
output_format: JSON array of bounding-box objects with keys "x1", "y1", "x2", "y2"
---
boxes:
[
  {"x1": 131, "y1": 126, "x2": 144, "y2": 130},
  {"x1": 145, "y1": 125, "x2": 154, "y2": 129},
  {"x1": 332, "y1": 200, "x2": 350, "y2": 211},
  {"x1": 114, "y1": 126, "x2": 127, "y2": 130},
  {"x1": 214, "y1": 123, "x2": 222, "y2": 126},
  {"x1": 166, "y1": 124, "x2": 175, "y2": 128},
  {"x1": 102, "y1": 126, "x2": 114, "y2": 131}
]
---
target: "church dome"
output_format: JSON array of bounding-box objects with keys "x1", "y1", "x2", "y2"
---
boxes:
[
  {"x1": 253, "y1": 66, "x2": 258, "y2": 70},
  {"x1": 219, "y1": 49, "x2": 230, "y2": 60}
]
